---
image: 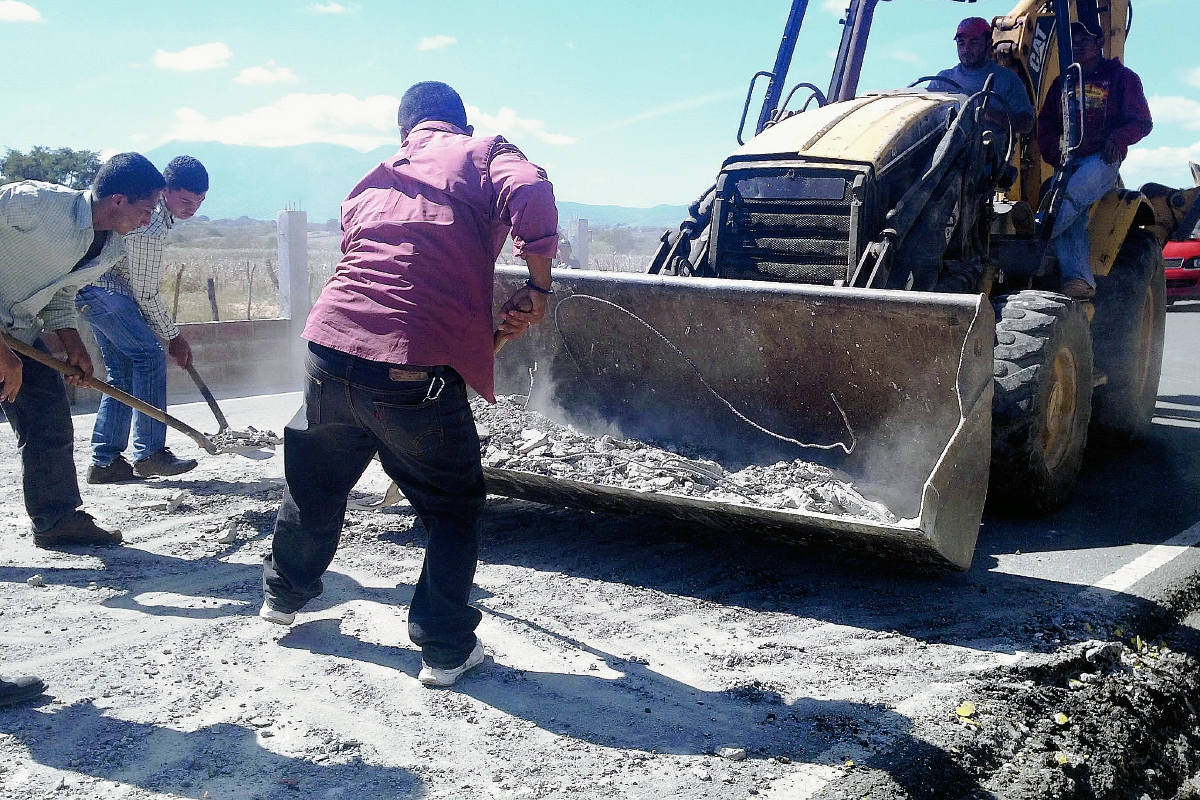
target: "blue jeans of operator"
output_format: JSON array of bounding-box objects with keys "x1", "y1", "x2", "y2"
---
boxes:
[
  {"x1": 76, "y1": 285, "x2": 168, "y2": 465},
  {"x1": 1050, "y1": 152, "x2": 1122, "y2": 288},
  {"x1": 262, "y1": 343, "x2": 486, "y2": 669},
  {"x1": 0, "y1": 340, "x2": 83, "y2": 532}
]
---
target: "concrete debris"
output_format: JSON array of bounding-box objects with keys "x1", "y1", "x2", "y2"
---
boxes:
[
  {"x1": 1084, "y1": 641, "x2": 1124, "y2": 669},
  {"x1": 208, "y1": 426, "x2": 283, "y2": 451},
  {"x1": 473, "y1": 396, "x2": 897, "y2": 523},
  {"x1": 216, "y1": 520, "x2": 238, "y2": 544},
  {"x1": 137, "y1": 491, "x2": 188, "y2": 513},
  {"x1": 718, "y1": 747, "x2": 747, "y2": 761},
  {"x1": 348, "y1": 481, "x2": 406, "y2": 510}
]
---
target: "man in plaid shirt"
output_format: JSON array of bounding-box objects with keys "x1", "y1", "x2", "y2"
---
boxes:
[
  {"x1": 1, "y1": 153, "x2": 164, "y2": 708},
  {"x1": 77, "y1": 156, "x2": 208, "y2": 483}
]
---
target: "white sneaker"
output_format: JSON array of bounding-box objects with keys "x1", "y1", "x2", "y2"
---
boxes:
[
  {"x1": 258, "y1": 601, "x2": 295, "y2": 626},
  {"x1": 418, "y1": 640, "x2": 485, "y2": 687}
]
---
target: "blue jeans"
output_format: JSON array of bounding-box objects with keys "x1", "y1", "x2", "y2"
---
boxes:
[
  {"x1": 0, "y1": 340, "x2": 83, "y2": 532},
  {"x1": 76, "y1": 285, "x2": 168, "y2": 465},
  {"x1": 1050, "y1": 152, "x2": 1121, "y2": 288},
  {"x1": 262, "y1": 343, "x2": 486, "y2": 669}
]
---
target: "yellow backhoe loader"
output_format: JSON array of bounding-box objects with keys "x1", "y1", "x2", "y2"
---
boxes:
[{"x1": 487, "y1": 0, "x2": 1200, "y2": 570}]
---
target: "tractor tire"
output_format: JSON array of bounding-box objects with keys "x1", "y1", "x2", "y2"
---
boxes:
[
  {"x1": 988, "y1": 291, "x2": 1093, "y2": 515},
  {"x1": 1090, "y1": 228, "x2": 1166, "y2": 443}
]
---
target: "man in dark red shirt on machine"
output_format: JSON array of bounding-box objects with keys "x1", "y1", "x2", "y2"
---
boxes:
[{"x1": 1037, "y1": 21, "x2": 1153, "y2": 300}]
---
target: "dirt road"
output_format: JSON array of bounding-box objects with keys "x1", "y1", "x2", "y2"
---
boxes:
[{"x1": 1, "y1": 382, "x2": 1199, "y2": 799}]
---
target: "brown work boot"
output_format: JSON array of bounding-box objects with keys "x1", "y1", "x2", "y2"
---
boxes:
[
  {"x1": 1060, "y1": 279, "x2": 1096, "y2": 301},
  {"x1": 133, "y1": 447, "x2": 198, "y2": 478},
  {"x1": 86, "y1": 457, "x2": 137, "y2": 485},
  {"x1": 33, "y1": 511, "x2": 122, "y2": 549}
]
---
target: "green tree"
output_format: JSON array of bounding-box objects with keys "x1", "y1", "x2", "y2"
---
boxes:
[{"x1": 1, "y1": 146, "x2": 102, "y2": 188}]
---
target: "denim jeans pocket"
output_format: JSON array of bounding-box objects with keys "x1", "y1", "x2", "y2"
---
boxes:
[
  {"x1": 304, "y1": 372, "x2": 324, "y2": 426},
  {"x1": 372, "y1": 394, "x2": 445, "y2": 455}
]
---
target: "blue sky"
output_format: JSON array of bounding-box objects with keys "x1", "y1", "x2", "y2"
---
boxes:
[{"x1": 2, "y1": 0, "x2": 1197, "y2": 208}]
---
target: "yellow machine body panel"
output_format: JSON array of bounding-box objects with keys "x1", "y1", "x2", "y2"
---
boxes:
[
  {"x1": 1087, "y1": 189, "x2": 1156, "y2": 278},
  {"x1": 733, "y1": 93, "x2": 958, "y2": 170}
]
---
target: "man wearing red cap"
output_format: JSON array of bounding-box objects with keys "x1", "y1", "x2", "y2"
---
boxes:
[
  {"x1": 1037, "y1": 22, "x2": 1153, "y2": 300},
  {"x1": 929, "y1": 17, "x2": 1035, "y2": 142}
]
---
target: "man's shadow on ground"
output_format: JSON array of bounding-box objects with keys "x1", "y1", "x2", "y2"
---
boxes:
[
  {"x1": 0, "y1": 512, "x2": 410, "y2": 622},
  {"x1": 0, "y1": 700, "x2": 422, "y2": 800},
  {"x1": 277, "y1": 616, "x2": 995, "y2": 799}
]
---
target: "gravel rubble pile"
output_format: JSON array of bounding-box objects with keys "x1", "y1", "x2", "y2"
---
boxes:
[
  {"x1": 207, "y1": 426, "x2": 283, "y2": 451},
  {"x1": 473, "y1": 396, "x2": 897, "y2": 523}
]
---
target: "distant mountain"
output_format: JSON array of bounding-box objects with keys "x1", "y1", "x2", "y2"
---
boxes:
[{"x1": 145, "y1": 142, "x2": 687, "y2": 229}]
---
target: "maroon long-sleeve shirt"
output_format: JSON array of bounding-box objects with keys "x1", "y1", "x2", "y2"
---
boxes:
[
  {"x1": 302, "y1": 121, "x2": 558, "y2": 402},
  {"x1": 1037, "y1": 58, "x2": 1153, "y2": 166}
]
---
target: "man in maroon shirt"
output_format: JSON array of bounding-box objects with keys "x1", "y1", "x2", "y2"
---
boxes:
[
  {"x1": 260, "y1": 82, "x2": 558, "y2": 688},
  {"x1": 1037, "y1": 22, "x2": 1153, "y2": 299}
]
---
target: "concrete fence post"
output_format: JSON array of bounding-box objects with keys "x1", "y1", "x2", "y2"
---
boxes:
[
  {"x1": 277, "y1": 209, "x2": 310, "y2": 387},
  {"x1": 568, "y1": 218, "x2": 589, "y2": 270}
]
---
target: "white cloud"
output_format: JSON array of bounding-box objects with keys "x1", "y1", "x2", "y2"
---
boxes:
[
  {"x1": 1150, "y1": 95, "x2": 1200, "y2": 131},
  {"x1": 418, "y1": 35, "x2": 457, "y2": 51},
  {"x1": 235, "y1": 60, "x2": 299, "y2": 85},
  {"x1": 1118, "y1": 96, "x2": 1200, "y2": 189},
  {"x1": 1123, "y1": 143, "x2": 1200, "y2": 190},
  {"x1": 307, "y1": 1, "x2": 346, "y2": 12},
  {"x1": 821, "y1": 0, "x2": 845, "y2": 16},
  {"x1": 153, "y1": 42, "x2": 232, "y2": 72},
  {"x1": 1185, "y1": 67, "x2": 1200, "y2": 89},
  {"x1": 467, "y1": 105, "x2": 575, "y2": 146},
  {"x1": 162, "y1": 93, "x2": 575, "y2": 151},
  {"x1": 165, "y1": 93, "x2": 401, "y2": 151},
  {"x1": 1116, "y1": 95, "x2": 1200, "y2": 190},
  {"x1": 0, "y1": 1, "x2": 40, "y2": 22}
]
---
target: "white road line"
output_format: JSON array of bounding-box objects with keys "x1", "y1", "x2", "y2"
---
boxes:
[{"x1": 1080, "y1": 523, "x2": 1200, "y2": 601}]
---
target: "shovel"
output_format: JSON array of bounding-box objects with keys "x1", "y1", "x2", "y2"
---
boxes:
[
  {"x1": 2, "y1": 333, "x2": 253, "y2": 456},
  {"x1": 184, "y1": 363, "x2": 230, "y2": 433}
]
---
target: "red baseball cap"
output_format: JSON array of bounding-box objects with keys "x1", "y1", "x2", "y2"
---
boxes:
[{"x1": 955, "y1": 17, "x2": 992, "y2": 40}]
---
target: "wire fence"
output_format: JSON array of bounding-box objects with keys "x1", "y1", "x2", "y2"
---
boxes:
[{"x1": 165, "y1": 241, "x2": 652, "y2": 323}]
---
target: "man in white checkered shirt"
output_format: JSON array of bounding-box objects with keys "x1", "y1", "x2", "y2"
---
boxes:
[
  {"x1": 0, "y1": 153, "x2": 165, "y2": 708},
  {"x1": 77, "y1": 156, "x2": 208, "y2": 484}
]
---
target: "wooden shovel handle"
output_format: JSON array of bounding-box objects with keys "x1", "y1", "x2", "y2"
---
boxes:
[
  {"x1": 2, "y1": 332, "x2": 218, "y2": 455},
  {"x1": 184, "y1": 363, "x2": 230, "y2": 432}
]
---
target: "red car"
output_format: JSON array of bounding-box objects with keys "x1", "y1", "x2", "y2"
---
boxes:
[{"x1": 1164, "y1": 237, "x2": 1200, "y2": 306}]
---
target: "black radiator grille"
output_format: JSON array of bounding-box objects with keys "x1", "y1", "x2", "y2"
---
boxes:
[{"x1": 717, "y1": 180, "x2": 854, "y2": 285}]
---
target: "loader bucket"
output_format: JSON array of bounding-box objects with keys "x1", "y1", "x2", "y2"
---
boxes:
[{"x1": 488, "y1": 266, "x2": 994, "y2": 570}]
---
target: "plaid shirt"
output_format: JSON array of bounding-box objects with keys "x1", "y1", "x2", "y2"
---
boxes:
[
  {"x1": 96, "y1": 200, "x2": 180, "y2": 339},
  {"x1": 0, "y1": 180, "x2": 128, "y2": 343}
]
